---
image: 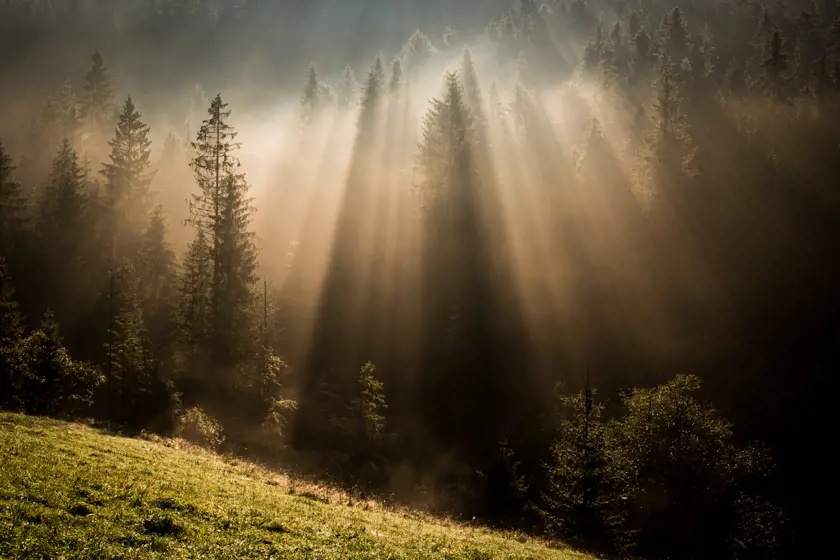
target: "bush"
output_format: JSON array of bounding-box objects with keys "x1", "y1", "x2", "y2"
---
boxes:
[
  {"x1": 176, "y1": 407, "x2": 224, "y2": 450},
  {"x1": 15, "y1": 313, "x2": 103, "y2": 418},
  {"x1": 541, "y1": 375, "x2": 781, "y2": 558}
]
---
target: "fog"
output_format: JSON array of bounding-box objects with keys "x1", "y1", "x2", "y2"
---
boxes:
[{"x1": 1, "y1": 1, "x2": 837, "y2": 557}]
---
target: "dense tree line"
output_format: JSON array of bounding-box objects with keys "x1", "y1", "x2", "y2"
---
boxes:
[{"x1": 2, "y1": 0, "x2": 839, "y2": 558}]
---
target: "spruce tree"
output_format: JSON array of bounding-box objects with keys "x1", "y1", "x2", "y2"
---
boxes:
[
  {"x1": 337, "y1": 64, "x2": 358, "y2": 109},
  {"x1": 0, "y1": 257, "x2": 23, "y2": 410},
  {"x1": 37, "y1": 139, "x2": 91, "y2": 332},
  {"x1": 301, "y1": 64, "x2": 334, "y2": 125},
  {"x1": 542, "y1": 385, "x2": 624, "y2": 548},
  {"x1": 762, "y1": 28, "x2": 789, "y2": 100},
  {"x1": 0, "y1": 138, "x2": 26, "y2": 257},
  {"x1": 0, "y1": 257, "x2": 22, "y2": 344},
  {"x1": 389, "y1": 58, "x2": 403, "y2": 93},
  {"x1": 101, "y1": 96, "x2": 155, "y2": 256},
  {"x1": 188, "y1": 94, "x2": 258, "y2": 367},
  {"x1": 178, "y1": 226, "x2": 211, "y2": 364},
  {"x1": 461, "y1": 48, "x2": 485, "y2": 122},
  {"x1": 139, "y1": 205, "x2": 177, "y2": 355},
  {"x1": 80, "y1": 50, "x2": 115, "y2": 140},
  {"x1": 39, "y1": 139, "x2": 88, "y2": 249}
]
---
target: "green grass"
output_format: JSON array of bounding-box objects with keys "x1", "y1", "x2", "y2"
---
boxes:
[{"x1": 0, "y1": 413, "x2": 591, "y2": 559}]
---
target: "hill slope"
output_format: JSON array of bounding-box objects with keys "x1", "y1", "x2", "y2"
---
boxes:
[{"x1": 0, "y1": 413, "x2": 590, "y2": 559}]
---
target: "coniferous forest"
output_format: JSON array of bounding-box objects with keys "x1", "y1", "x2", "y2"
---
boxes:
[{"x1": 1, "y1": 1, "x2": 838, "y2": 558}]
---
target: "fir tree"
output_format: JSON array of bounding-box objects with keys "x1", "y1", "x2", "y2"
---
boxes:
[
  {"x1": 763, "y1": 28, "x2": 789, "y2": 100},
  {"x1": 0, "y1": 257, "x2": 24, "y2": 410},
  {"x1": 139, "y1": 205, "x2": 177, "y2": 354},
  {"x1": 389, "y1": 58, "x2": 403, "y2": 93},
  {"x1": 39, "y1": 81, "x2": 80, "y2": 153},
  {"x1": 301, "y1": 64, "x2": 324, "y2": 124},
  {"x1": 337, "y1": 64, "x2": 358, "y2": 109},
  {"x1": 39, "y1": 139, "x2": 88, "y2": 246},
  {"x1": 101, "y1": 96, "x2": 155, "y2": 256},
  {"x1": 0, "y1": 139, "x2": 26, "y2": 257},
  {"x1": 80, "y1": 50, "x2": 115, "y2": 139},
  {"x1": 0, "y1": 257, "x2": 22, "y2": 344},
  {"x1": 541, "y1": 385, "x2": 625, "y2": 548},
  {"x1": 403, "y1": 29, "x2": 434, "y2": 72},
  {"x1": 188, "y1": 94, "x2": 258, "y2": 367},
  {"x1": 461, "y1": 48, "x2": 485, "y2": 121}
]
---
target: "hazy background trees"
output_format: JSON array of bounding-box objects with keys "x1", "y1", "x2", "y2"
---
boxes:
[{"x1": 2, "y1": 1, "x2": 838, "y2": 557}]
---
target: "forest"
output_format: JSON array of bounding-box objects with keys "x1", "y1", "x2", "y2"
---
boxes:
[{"x1": 1, "y1": 0, "x2": 837, "y2": 558}]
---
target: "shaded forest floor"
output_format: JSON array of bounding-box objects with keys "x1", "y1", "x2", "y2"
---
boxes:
[{"x1": 0, "y1": 413, "x2": 590, "y2": 559}]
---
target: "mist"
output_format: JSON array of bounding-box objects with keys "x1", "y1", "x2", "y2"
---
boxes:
[{"x1": 1, "y1": 1, "x2": 837, "y2": 558}]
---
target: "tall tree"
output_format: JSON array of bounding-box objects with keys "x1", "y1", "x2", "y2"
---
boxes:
[
  {"x1": 0, "y1": 139, "x2": 26, "y2": 258},
  {"x1": 80, "y1": 50, "x2": 116, "y2": 141},
  {"x1": 188, "y1": 94, "x2": 258, "y2": 368},
  {"x1": 337, "y1": 64, "x2": 358, "y2": 109},
  {"x1": 139, "y1": 204, "x2": 177, "y2": 357},
  {"x1": 101, "y1": 96, "x2": 155, "y2": 257}
]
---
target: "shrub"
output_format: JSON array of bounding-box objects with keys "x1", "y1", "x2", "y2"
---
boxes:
[
  {"x1": 16, "y1": 313, "x2": 103, "y2": 418},
  {"x1": 176, "y1": 407, "x2": 224, "y2": 450}
]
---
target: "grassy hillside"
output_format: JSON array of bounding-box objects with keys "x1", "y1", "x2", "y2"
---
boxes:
[{"x1": 0, "y1": 413, "x2": 591, "y2": 559}]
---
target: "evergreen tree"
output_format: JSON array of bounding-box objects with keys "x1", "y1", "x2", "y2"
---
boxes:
[
  {"x1": 301, "y1": 64, "x2": 334, "y2": 124},
  {"x1": 39, "y1": 139, "x2": 88, "y2": 259},
  {"x1": 80, "y1": 50, "x2": 115, "y2": 140},
  {"x1": 403, "y1": 29, "x2": 434, "y2": 72},
  {"x1": 541, "y1": 385, "x2": 625, "y2": 549},
  {"x1": 39, "y1": 81, "x2": 80, "y2": 154},
  {"x1": 0, "y1": 139, "x2": 26, "y2": 257},
  {"x1": 0, "y1": 258, "x2": 24, "y2": 410},
  {"x1": 18, "y1": 311, "x2": 102, "y2": 418},
  {"x1": 461, "y1": 48, "x2": 485, "y2": 122},
  {"x1": 337, "y1": 64, "x2": 358, "y2": 109},
  {"x1": 188, "y1": 94, "x2": 258, "y2": 367},
  {"x1": 649, "y1": 59, "x2": 695, "y2": 207},
  {"x1": 101, "y1": 96, "x2": 155, "y2": 256},
  {"x1": 139, "y1": 205, "x2": 177, "y2": 355},
  {"x1": 389, "y1": 58, "x2": 403, "y2": 93},
  {"x1": 763, "y1": 28, "x2": 789, "y2": 100},
  {"x1": 178, "y1": 226, "x2": 211, "y2": 365},
  {"x1": 0, "y1": 257, "x2": 22, "y2": 344}
]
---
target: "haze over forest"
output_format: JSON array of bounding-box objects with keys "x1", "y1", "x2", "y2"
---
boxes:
[{"x1": 1, "y1": 1, "x2": 838, "y2": 558}]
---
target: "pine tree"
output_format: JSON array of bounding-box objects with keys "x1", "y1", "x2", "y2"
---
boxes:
[
  {"x1": 358, "y1": 56, "x2": 386, "y2": 137},
  {"x1": 178, "y1": 226, "x2": 211, "y2": 361},
  {"x1": 104, "y1": 261, "x2": 149, "y2": 428},
  {"x1": 542, "y1": 385, "x2": 624, "y2": 548},
  {"x1": 39, "y1": 139, "x2": 88, "y2": 246},
  {"x1": 0, "y1": 138, "x2": 26, "y2": 257},
  {"x1": 188, "y1": 94, "x2": 258, "y2": 366},
  {"x1": 389, "y1": 58, "x2": 403, "y2": 93},
  {"x1": 763, "y1": 28, "x2": 789, "y2": 100},
  {"x1": 37, "y1": 139, "x2": 92, "y2": 331},
  {"x1": 39, "y1": 81, "x2": 80, "y2": 153},
  {"x1": 139, "y1": 205, "x2": 177, "y2": 354},
  {"x1": 101, "y1": 96, "x2": 155, "y2": 256},
  {"x1": 0, "y1": 257, "x2": 22, "y2": 344},
  {"x1": 337, "y1": 64, "x2": 358, "y2": 109},
  {"x1": 403, "y1": 29, "x2": 434, "y2": 72},
  {"x1": 461, "y1": 48, "x2": 485, "y2": 121},
  {"x1": 648, "y1": 60, "x2": 696, "y2": 210},
  {"x1": 80, "y1": 50, "x2": 115, "y2": 140},
  {"x1": 0, "y1": 257, "x2": 24, "y2": 410},
  {"x1": 301, "y1": 64, "x2": 321, "y2": 123}
]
